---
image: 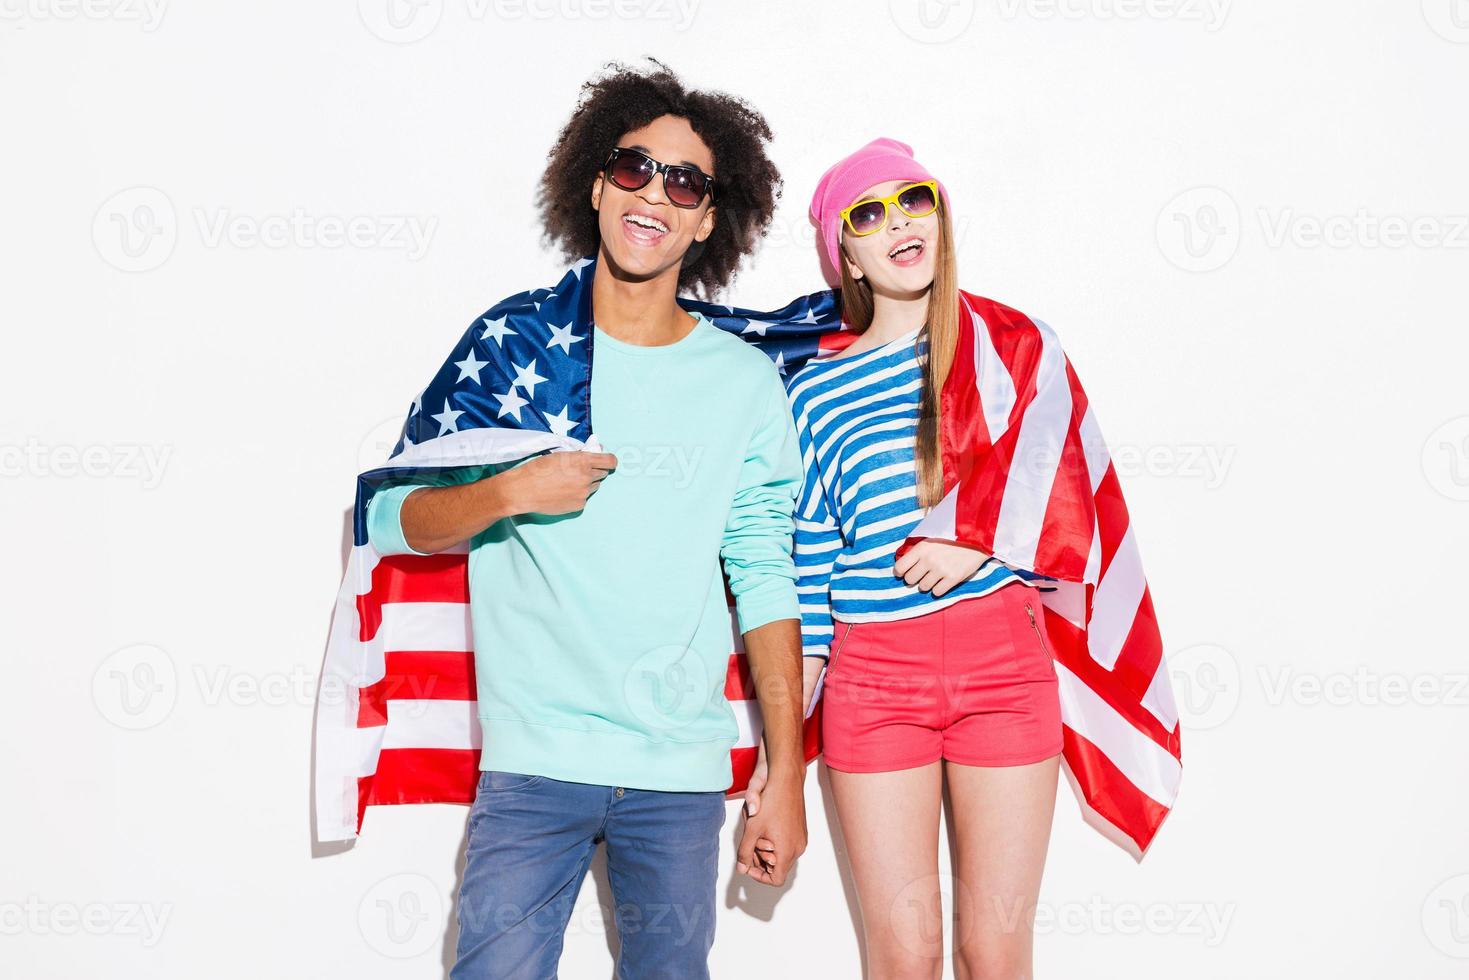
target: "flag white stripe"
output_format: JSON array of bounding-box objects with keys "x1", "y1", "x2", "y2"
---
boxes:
[
  {"x1": 1078, "y1": 405, "x2": 1111, "y2": 495},
  {"x1": 1140, "y1": 657, "x2": 1181, "y2": 732},
  {"x1": 1055, "y1": 661, "x2": 1180, "y2": 805},
  {"x1": 380, "y1": 699, "x2": 482, "y2": 750},
  {"x1": 1087, "y1": 529, "x2": 1146, "y2": 670},
  {"x1": 966, "y1": 295, "x2": 1016, "y2": 445},
  {"x1": 378, "y1": 602, "x2": 474, "y2": 653},
  {"x1": 992, "y1": 320, "x2": 1071, "y2": 568},
  {"x1": 730, "y1": 697, "x2": 759, "y2": 749}
]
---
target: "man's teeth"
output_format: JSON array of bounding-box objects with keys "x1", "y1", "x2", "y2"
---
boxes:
[
  {"x1": 625, "y1": 214, "x2": 669, "y2": 233},
  {"x1": 889, "y1": 240, "x2": 924, "y2": 258}
]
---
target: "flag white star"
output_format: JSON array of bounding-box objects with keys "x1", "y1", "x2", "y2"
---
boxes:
[
  {"x1": 511, "y1": 358, "x2": 549, "y2": 398},
  {"x1": 544, "y1": 405, "x2": 579, "y2": 437},
  {"x1": 493, "y1": 386, "x2": 530, "y2": 422},
  {"x1": 571, "y1": 257, "x2": 594, "y2": 278},
  {"x1": 480, "y1": 316, "x2": 517, "y2": 346},
  {"x1": 773, "y1": 350, "x2": 788, "y2": 375},
  {"x1": 546, "y1": 322, "x2": 584, "y2": 355},
  {"x1": 798, "y1": 308, "x2": 819, "y2": 324},
  {"x1": 432, "y1": 399, "x2": 465, "y2": 435},
  {"x1": 453, "y1": 348, "x2": 489, "y2": 384},
  {"x1": 410, "y1": 388, "x2": 425, "y2": 416},
  {"x1": 741, "y1": 319, "x2": 771, "y2": 337}
]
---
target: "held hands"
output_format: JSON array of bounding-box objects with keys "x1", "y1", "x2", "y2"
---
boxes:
[
  {"x1": 501, "y1": 449, "x2": 618, "y2": 516},
  {"x1": 738, "y1": 740, "x2": 808, "y2": 887},
  {"x1": 894, "y1": 539, "x2": 993, "y2": 597}
]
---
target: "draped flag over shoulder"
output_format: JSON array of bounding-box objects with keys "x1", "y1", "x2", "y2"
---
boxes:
[
  {"x1": 313, "y1": 257, "x2": 847, "y2": 843},
  {"x1": 313, "y1": 259, "x2": 1180, "y2": 857},
  {"x1": 906, "y1": 292, "x2": 1182, "y2": 857}
]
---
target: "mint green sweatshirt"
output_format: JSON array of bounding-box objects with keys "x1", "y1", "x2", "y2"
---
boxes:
[{"x1": 366, "y1": 312, "x2": 801, "y2": 792}]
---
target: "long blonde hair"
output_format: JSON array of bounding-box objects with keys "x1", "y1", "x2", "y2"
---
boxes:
[{"x1": 837, "y1": 204, "x2": 959, "y2": 509}]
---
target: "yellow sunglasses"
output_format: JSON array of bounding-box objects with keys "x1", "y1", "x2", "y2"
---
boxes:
[{"x1": 839, "y1": 180, "x2": 940, "y2": 237}]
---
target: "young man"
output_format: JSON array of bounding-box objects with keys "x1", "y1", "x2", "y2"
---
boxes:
[{"x1": 365, "y1": 64, "x2": 808, "y2": 978}]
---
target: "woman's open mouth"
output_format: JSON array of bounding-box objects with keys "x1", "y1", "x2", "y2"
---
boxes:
[{"x1": 888, "y1": 236, "x2": 926, "y2": 267}]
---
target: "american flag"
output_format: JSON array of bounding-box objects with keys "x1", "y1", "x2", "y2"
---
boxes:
[
  {"x1": 313, "y1": 258, "x2": 845, "y2": 843},
  {"x1": 908, "y1": 292, "x2": 1182, "y2": 857},
  {"x1": 313, "y1": 260, "x2": 1181, "y2": 857}
]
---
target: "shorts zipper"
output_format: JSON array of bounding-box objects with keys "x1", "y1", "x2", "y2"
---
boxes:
[
  {"x1": 830, "y1": 621, "x2": 854, "y2": 666},
  {"x1": 1025, "y1": 602, "x2": 1048, "y2": 654}
]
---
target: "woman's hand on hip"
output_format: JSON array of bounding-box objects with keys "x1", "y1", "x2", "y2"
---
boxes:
[{"x1": 894, "y1": 539, "x2": 992, "y2": 597}]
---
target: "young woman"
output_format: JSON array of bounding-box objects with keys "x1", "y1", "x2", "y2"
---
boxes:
[{"x1": 789, "y1": 138, "x2": 1063, "y2": 979}]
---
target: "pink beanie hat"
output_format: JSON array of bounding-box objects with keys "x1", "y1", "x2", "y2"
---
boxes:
[{"x1": 808, "y1": 137, "x2": 950, "y2": 272}]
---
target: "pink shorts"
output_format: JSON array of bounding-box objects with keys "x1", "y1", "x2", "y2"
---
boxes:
[{"x1": 821, "y1": 583, "x2": 1064, "y2": 772}]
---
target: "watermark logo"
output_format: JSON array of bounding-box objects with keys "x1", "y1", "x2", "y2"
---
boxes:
[
  {"x1": 92, "y1": 186, "x2": 177, "y2": 273},
  {"x1": 0, "y1": 0, "x2": 168, "y2": 30},
  {"x1": 1422, "y1": 416, "x2": 1469, "y2": 502},
  {"x1": 360, "y1": 416, "x2": 412, "y2": 472},
  {"x1": 359, "y1": 0, "x2": 702, "y2": 41},
  {"x1": 193, "y1": 208, "x2": 436, "y2": 259},
  {"x1": 358, "y1": 873, "x2": 443, "y2": 958},
  {"x1": 92, "y1": 187, "x2": 438, "y2": 271},
  {"x1": 1422, "y1": 0, "x2": 1469, "y2": 43},
  {"x1": 1024, "y1": 896, "x2": 1235, "y2": 945},
  {"x1": 358, "y1": 0, "x2": 444, "y2": 42},
  {"x1": 1168, "y1": 643, "x2": 1239, "y2": 730},
  {"x1": 1257, "y1": 208, "x2": 1469, "y2": 250},
  {"x1": 1423, "y1": 873, "x2": 1469, "y2": 958},
  {"x1": 0, "y1": 439, "x2": 172, "y2": 488},
  {"x1": 0, "y1": 897, "x2": 173, "y2": 946},
  {"x1": 92, "y1": 644, "x2": 177, "y2": 730},
  {"x1": 888, "y1": 872, "x2": 964, "y2": 959},
  {"x1": 889, "y1": 0, "x2": 976, "y2": 43},
  {"x1": 623, "y1": 644, "x2": 713, "y2": 733},
  {"x1": 1257, "y1": 666, "x2": 1469, "y2": 709},
  {"x1": 1156, "y1": 186, "x2": 1240, "y2": 273},
  {"x1": 994, "y1": 0, "x2": 1229, "y2": 30},
  {"x1": 483, "y1": 0, "x2": 701, "y2": 30}
]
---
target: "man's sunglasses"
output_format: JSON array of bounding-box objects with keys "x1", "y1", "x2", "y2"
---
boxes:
[
  {"x1": 840, "y1": 180, "x2": 940, "y2": 237},
  {"x1": 602, "y1": 147, "x2": 716, "y2": 209}
]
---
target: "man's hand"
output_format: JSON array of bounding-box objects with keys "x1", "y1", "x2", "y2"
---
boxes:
[
  {"x1": 743, "y1": 654, "x2": 823, "y2": 809},
  {"x1": 399, "y1": 448, "x2": 617, "y2": 554},
  {"x1": 734, "y1": 618, "x2": 808, "y2": 887},
  {"x1": 894, "y1": 539, "x2": 992, "y2": 597},
  {"x1": 736, "y1": 762, "x2": 806, "y2": 887},
  {"x1": 501, "y1": 450, "x2": 618, "y2": 516}
]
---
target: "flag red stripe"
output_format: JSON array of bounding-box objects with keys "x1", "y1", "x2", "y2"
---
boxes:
[
  {"x1": 357, "y1": 747, "x2": 481, "y2": 830},
  {"x1": 1033, "y1": 421, "x2": 1095, "y2": 577},
  {"x1": 1107, "y1": 588, "x2": 1166, "y2": 703},
  {"x1": 1061, "y1": 727, "x2": 1171, "y2": 853},
  {"x1": 357, "y1": 553, "x2": 470, "y2": 642},
  {"x1": 725, "y1": 653, "x2": 753, "y2": 702},
  {"x1": 357, "y1": 649, "x2": 477, "y2": 728},
  {"x1": 1043, "y1": 586, "x2": 1179, "y2": 755}
]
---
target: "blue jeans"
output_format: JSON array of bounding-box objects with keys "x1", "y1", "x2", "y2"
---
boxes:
[{"x1": 449, "y1": 770, "x2": 727, "y2": 979}]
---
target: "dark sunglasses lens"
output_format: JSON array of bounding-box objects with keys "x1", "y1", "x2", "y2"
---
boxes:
[
  {"x1": 608, "y1": 151, "x2": 654, "y2": 191},
  {"x1": 847, "y1": 201, "x2": 886, "y2": 234},
  {"x1": 898, "y1": 184, "x2": 937, "y2": 215},
  {"x1": 663, "y1": 167, "x2": 707, "y2": 207}
]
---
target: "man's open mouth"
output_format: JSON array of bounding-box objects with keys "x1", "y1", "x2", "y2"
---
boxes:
[{"x1": 622, "y1": 211, "x2": 670, "y2": 246}]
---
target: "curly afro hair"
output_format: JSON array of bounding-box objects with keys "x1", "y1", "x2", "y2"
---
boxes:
[{"x1": 539, "y1": 59, "x2": 782, "y2": 299}]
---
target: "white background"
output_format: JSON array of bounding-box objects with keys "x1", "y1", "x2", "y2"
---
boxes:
[{"x1": 3, "y1": 1, "x2": 1468, "y2": 976}]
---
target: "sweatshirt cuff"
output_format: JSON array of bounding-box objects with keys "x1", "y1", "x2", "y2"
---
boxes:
[
  {"x1": 366, "y1": 485, "x2": 432, "y2": 557},
  {"x1": 734, "y1": 577, "x2": 800, "y2": 635}
]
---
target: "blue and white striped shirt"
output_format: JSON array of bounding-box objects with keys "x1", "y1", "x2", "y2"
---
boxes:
[{"x1": 785, "y1": 325, "x2": 1051, "y2": 659}]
